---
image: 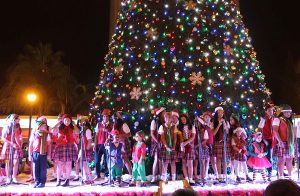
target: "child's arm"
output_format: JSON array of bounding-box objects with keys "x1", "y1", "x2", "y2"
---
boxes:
[{"x1": 139, "y1": 143, "x2": 146, "y2": 164}]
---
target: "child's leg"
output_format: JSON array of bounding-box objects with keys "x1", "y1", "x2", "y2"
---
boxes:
[
  {"x1": 83, "y1": 161, "x2": 91, "y2": 180},
  {"x1": 152, "y1": 151, "x2": 158, "y2": 178},
  {"x1": 13, "y1": 159, "x2": 18, "y2": 179},
  {"x1": 193, "y1": 159, "x2": 198, "y2": 179},
  {"x1": 205, "y1": 157, "x2": 210, "y2": 178},
  {"x1": 260, "y1": 169, "x2": 267, "y2": 182},
  {"x1": 65, "y1": 161, "x2": 72, "y2": 180},
  {"x1": 182, "y1": 159, "x2": 188, "y2": 178},
  {"x1": 187, "y1": 160, "x2": 193, "y2": 180},
  {"x1": 137, "y1": 163, "x2": 147, "y2": 182},
  {"x1": 216, "y1": 158, "x2": 222, "y2": 179},
  {"x1": 132, "y1": 163, "x2": 138, "y2": 181},
  {"x1": 123, "y1": 157, "x2": 132, "y2": 175},
  {"x1": 253, "y1": 169, "x2": 258, "y2": 181},
  {"x1": 171, "y1": 161, "x2": 176, "y2": 181},
  {"x1": 210, "y1": 156, "x2": 218, "y2": 178}
]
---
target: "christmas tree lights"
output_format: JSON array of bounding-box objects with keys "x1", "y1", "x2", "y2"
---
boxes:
[{"x1": 90, "y1": 0, "x2": 270, "y2": 133}]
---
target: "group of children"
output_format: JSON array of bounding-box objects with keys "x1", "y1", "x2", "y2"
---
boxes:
[{"x1": 0, "y1": 101, "x2": 297, "y2": 188}]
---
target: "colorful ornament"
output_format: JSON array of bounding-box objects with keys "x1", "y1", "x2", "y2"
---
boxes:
[
  {"x1": 130, "y1": 87, "x2": 142, "y2": 100},
  {"x1": 189, "y1": 72, "x2": 205, "y2": 85}
]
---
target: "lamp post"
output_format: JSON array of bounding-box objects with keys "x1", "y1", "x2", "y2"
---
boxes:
[{"x1": 27, "y1": 93, "x2": 37, "y2": 142}]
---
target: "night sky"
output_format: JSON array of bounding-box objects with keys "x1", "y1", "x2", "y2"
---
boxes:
[{"x1": 0, "y1": 1, "x2": 299, "y2": 112}]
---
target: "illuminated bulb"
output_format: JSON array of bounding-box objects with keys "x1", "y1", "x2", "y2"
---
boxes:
[
  {"x1": 151, "y1": 83, "x2": 156, "y2": 87},
  {"x1": 164, "y1": 4, "x2": 169, "y2": 8},
  {"x1": 145, "y1": 45, "x2": 149, "y2": 49},
  {"x1": 216, "y1": 58, "x2": 220, "y2": 63},
  {"x1": 249, "y1": 125, "x2": 253, "y2": 129},
  {"x1": 177, "y1": 18, "x2": 181, "y2": 22},
  {"x1": 122, "y1": 93, "x2": 126, "y2": 97},
  {"x1": 137, "y1": 76, "x2": 141, "y2": 81},
  {"x1": 207, "y1": 87, "x2": 211, "y2": 91},
  {"x1": 175, "y1": 100, "x2": 179, "y2": 105},
  {"x1": 149, "y1": 105, "x2": 154, "y2": 110},
  {"x1": 141, "y1": 108, "x2": 145, "y2": 112},
  {"x1": 209, "y1": 101, "x2": 214, "y2": 106}
]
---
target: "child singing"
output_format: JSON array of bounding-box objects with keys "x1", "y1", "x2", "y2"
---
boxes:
[
  {"x1": 129, "y1": 131, "x2": 147, "y2": 187},
  {"x1": 1, "y1": 114, "x2": 23, "y2": 184},
  {"x1": 105, "y1": 130, "x2": 124, "y2": 187},
  {"x1": 159, "y1": 112, "x2": 177, "y2": 182},
  {"x1": 247, "y1": 132, "x2": 271, "y2": 183},
  {"x1": 28, "y1": 120, "x2": 51, "y2": 188}
]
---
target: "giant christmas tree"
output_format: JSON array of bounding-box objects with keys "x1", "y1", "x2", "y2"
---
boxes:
[{"x1": 90, "y1": 0, "x2": 271, "y2": 132}]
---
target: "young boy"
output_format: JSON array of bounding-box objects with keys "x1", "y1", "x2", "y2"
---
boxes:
[
  {"x1": 29, "y1": 120, "x2": 51, "y2": 188},
  {"x1": 130, "y1": 131, "x2": 147, "y2": 187},
  {"x1": 105, "y1": 130, "x2": 124, "y2": 187}
]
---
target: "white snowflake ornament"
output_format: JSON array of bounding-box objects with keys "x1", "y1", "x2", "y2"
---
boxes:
[
  {"x1": 130, "y1": 87, "x2": 142, "y2": 100},
  {"x1": 189, "y1": 72, "x2": 205, "y2": 85}
]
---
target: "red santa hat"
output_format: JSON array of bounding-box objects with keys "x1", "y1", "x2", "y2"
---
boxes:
[
  {"x1": 171, "y1": 109, "x2": 179, "y2": 117},
  {"x1": 264, "y1": 101, "x2": 274, "y2": 110},
  {"x1": 36, "y1": 115, "x2": 47, "y2": 123},
  {"x1": 102, "y1": 109, "x2": 111, "y2": 116},
  {"x1": 135, "y1": 131, "x2": 145, "y2": 140},
  {"x1": 152, "y1": 107, "x2": 166, "y2": 116},
  {"x1": 111, "y1": 129, "x2": 119, "y2": 136},
  {"x1": 179, "y1": 113, "x2": 189, "y2": 119},
  {"x1": 62, "y1": 114, "x2": 72, "y2": 120},
  {"x1": 214, "y1": 106, "x2": 224, "y2": 113},
  {"x1": 202, "y1": 111, "x2": 213, "y2": 118}
]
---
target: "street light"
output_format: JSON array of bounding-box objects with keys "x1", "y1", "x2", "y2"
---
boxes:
[{"x1": 27, "y1": 93, "x2": 37, "y2": 142}]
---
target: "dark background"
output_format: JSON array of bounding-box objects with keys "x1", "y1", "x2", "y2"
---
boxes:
[{"x1": 0, "y1": 0, "x2": 299, "y2": 112}]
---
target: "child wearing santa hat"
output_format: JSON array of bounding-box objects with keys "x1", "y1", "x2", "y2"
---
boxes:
[
  {"x1": 29, "y1": 120, "x2": 51, "y2": 188},
  {"x1": 150, "y1": 107, "x2": 165, "y2": 183},
  {"x1": 247, "y1": 132, "x2": 271, "y2": 183},
  {"x1": 129, "y1": 131, "x2": 147, "y2": 187}
]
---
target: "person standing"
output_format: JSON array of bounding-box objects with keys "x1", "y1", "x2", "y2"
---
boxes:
[
  {"x1": 129, "y1": 131, "x2": 147, "y2": 187},
  {"x1": 0, "y1": 114, "x2": 23, "y2": 183},
  {"x1": 93, "y1": 109, "x2": 112, "y2": 180},
  {"x1": 150, "y1": 107, "x2": 165, "y2": 183},
  {"x1": 258, "y1": 102, "x2": 275, "y2": 181},
  {"x1": 273, "y1": 104, "x2": 295, "y2": 179},
  {"x1": 28, "y1": 120, "x2": 51, "y2": 188},
  {"x1": 54, "y1": 114, "x2": 79, "y2": 187}
]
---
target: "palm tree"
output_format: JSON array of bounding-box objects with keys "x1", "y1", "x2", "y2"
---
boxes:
[{"x1": 0, "y1": 43, "x2": 81, "y2": 115}]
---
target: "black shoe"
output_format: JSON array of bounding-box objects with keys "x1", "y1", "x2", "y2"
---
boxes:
[
  {"x1": 73, "y1": 177, "x2": 79, "y2": 181},
  {"x1": 61, "y1": 179, "x2": 70, "y2": 187},
  {"x1": 56, "y1": 180, "x2": 61, "y2": 186},
  {"x1": 129, "y1": 181, "x2": 136, "y2": 187},
  {"x1": 37, "y1": 183, "x2": 45, "y2": 188},
  {"x1": 140, "y1": 182, "x2": 147, "y2": 187},
  {"x1": 246, "y1": 176, "x2": 253, "y2": 182},
  {"x1": 236, "y1": 176, "x2": 241, "y2": 183},
  {"x1": 50, "y1": 178, "x2": 57, "y2": 182}
]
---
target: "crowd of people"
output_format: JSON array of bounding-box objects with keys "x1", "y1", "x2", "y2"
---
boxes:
[{"x1": 0, "y1": 101, "x2": 299, "y2": 189}]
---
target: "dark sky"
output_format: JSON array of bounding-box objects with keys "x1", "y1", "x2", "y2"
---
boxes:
[{"x1": 0, "y1": 1, "x2": 299, "y2": 112}]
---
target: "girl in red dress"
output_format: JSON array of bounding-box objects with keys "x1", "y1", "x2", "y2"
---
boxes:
[
  {"x1": 0, "y1": 114, "x2": 23, "y2": 183},
  {"x1": 247, "y1": 132, "x2": 271, "y2": 183},
  {"x1": 54, "y1": 114, "x2": 79, "y2": 187}
]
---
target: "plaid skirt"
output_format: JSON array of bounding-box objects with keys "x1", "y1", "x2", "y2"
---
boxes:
[
  {"x1": 273, "y1": 141, "x2": 293, "y2": 158},
  {"x1": 233, "y1": 152, "x2": 247, "y2": 161},
  {"x1": 181, "y1": 143, "x2": 196, "y2": 161},
  {"x1": 54, "y1": 144, "x2": 78, "y2": 162},
  {"x1": 121, "y1": 139, "x2": 131, "y2": 159},
  {"x1": 195, "y1": 144, "x2": 212, "y2": 160},
  {"x1": 214, "y1": 141, "x2": 231, "y2": 159},
  {"x1": 79, "y1": 149, "x2": 93, "y2": 162},
  {"x1": 150, "y1": 141, "x2": 159, "y2": 157},
  {"x1": 51, "y1": 143, "x2": 57, "y2": 160},
  {"x1": 0, "y1": 143, "x2": 23, "y2": 160},
  {"x1": 159, "y1": 146, "x2": 177, "y2": 162}
]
